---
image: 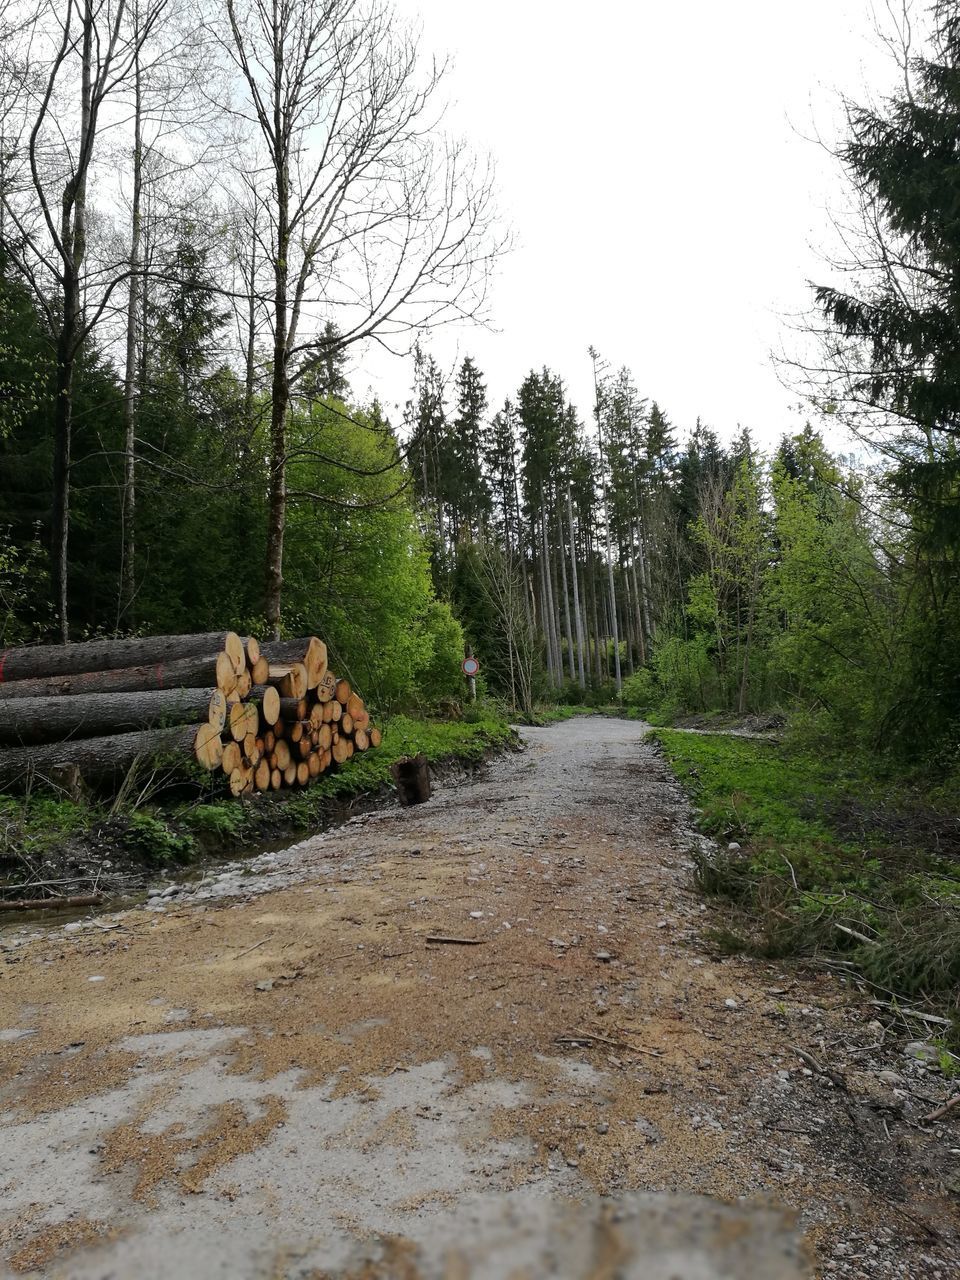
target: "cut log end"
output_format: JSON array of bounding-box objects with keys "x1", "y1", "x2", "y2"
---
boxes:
[
  {"x1": 225, "y1": 631, "x2": 246, "y2": 678},
  {"x1": 208, "y1": 689, "x2": 228, "y2": 733},
  {"x1": 194, "y1": 723, "x2": 224, "y2": 771}
]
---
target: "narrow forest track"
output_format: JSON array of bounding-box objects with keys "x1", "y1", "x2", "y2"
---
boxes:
[{"x1": 0, "y1": 719, "x2": 958, "y2": 1278}]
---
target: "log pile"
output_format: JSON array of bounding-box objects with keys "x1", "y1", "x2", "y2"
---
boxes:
[{"x1": 0, "y1": 632, "x2": 382, "y2": 795}]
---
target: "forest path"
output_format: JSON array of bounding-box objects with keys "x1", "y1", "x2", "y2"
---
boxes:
[{"x1": 0, "y1": 719, "x2": 957, "y2": 1278}]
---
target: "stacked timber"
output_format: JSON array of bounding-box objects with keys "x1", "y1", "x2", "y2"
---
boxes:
[{"x1": 0, "y1": 632, "x2": 381, "y2": 795}]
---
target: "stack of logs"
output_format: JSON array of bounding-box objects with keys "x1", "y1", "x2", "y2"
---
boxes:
[{"x1": 0, "y1": 631, "x2": 381, "y2": 795}]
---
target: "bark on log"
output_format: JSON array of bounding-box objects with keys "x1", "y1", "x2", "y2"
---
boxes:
[
  {"x1": 0, "y1": 687, "x2": 224, "y2": 747},
  {"x1": 0, "y1": 893, "x2": 103, "y2": 912},
  {"x1": 0, "y1": 724, "x2": 201, "y2": 789},
  {"x1": 0, "y1": 654, "x2": 229, "y2": 701},
  {"x1": 0, "y1": 632, "x2": 247, "y2": 683}
]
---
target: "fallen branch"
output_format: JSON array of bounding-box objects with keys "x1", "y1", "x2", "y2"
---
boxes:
[
  {"x1": 923, "y1": 1093, "x2": 960, "y2": 1123},
  {"x1": 556, "y1": 1030, "x2": 626, "y2": 1050},
  {"x1": 556, "y1": 1029, "x2": 663, "y2": 1057},
  {"x1": 868, "y1": 999, "x2": 952, "y2": 1028},
  {"x1": 234, "y1": 936, "x2": 272, "y2": 960},
  {"x1": 833, "y1": 922, "x2": 877, "y2": 947},
  {"x1": 0, "y1": 893, "x2": 102, "y2": 912},
  {"x1": 425, "y1": 935, "x2": 486, "y2": 946},
  {"x1": 792, "y1": 1044, "x2": 848, "y2": 1091}
]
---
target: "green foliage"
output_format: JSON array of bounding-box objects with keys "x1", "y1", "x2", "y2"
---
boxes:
[
  {"x1": 179, "y1": 802, "x2": 250, "y2": 848},
  {"x1": 124, "y1": 812, "x2": 196, "y2": 865},
  {"x1": 0, "y1": 794, "x2": 92, "y2": 867},
  {"x1": 621, "y1": 669, "x2": 658, "y2": 710},
  {"x1": 283, "y1": 400, "x2": 454, "y2": 709},
  {"x1": 414, "y1": 601, "x2": 466, "y2": 704}
]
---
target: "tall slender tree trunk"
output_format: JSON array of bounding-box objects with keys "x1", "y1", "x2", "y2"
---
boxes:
[
  {"x1": 604, "y1": 508, "x2": 622, "y2": 693},
  {"x1": 119, "y1": 51, "x2": 143, "y2": 625},
  {"x1": 588, "y1": 531, "x2": 603, "y2": 683},
  {"x1": 540, "y1": 508, "x2": 559, "y2": 684},
  {"x1": 243, "y1": 219, "x2": 258, "y2": 424},
  {"x1": 537, "y1": 539, "x2": 554, "y2": 683},
  {"x1": 620, "y1": 537, "x2": 636, "y2": 675},
  {"x1": 52, "y1": 332, "x2": 75, "y2": 644},
  {"x1": 566, "y1": 486, "x2": 586, "y2": 688},
  {"x1": 630, "y1": 549, "x2": 646, "y2": 666},
  {"x1": 265, "y1": 200, "x2": 289, "y2": 638},
  {"x1": 52, "y1": 4, "x2": 94, "y2": 642},
  {"x1": 558, "y1": 512, "x2": 575, "y2": 681}
]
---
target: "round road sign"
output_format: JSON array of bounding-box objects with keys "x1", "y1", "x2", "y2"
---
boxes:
[{"x1": 461, "y1": 656, "x2": 480, "y2": 678}]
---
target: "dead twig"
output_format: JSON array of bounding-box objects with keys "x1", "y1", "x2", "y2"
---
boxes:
[
  {"x1": 234, "y1": 936, "x2": 272, "y2": 960},
  {"x1": 425, "y1": 935, "x2": 486, "y2": 946},
  {"x1": 792, "y1": 1044, "x2": 848, "y2": 1091},
  {"x1": 556, "y1": 1029, "x2": 664, "y2": 1058}
]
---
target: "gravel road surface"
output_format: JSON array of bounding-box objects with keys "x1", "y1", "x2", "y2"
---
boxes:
[{"x1": 1, "y1": 718, "x2": 958, "y2": 1278}]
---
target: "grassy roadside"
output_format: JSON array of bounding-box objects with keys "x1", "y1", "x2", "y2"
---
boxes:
[
  {"x1": 518, "y1": 704, "x2": 622, "y2": 726},
  {"x1": 653, "y1": 728, "x2": 960, "y2": 1035},
  {"x1": 0, "y1": 714, "x2": 515, "y2": 891}
]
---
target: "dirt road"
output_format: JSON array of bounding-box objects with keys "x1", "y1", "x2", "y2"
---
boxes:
[{"x1": 1, "y1": 719, "x2": 958, "y2": 1278}]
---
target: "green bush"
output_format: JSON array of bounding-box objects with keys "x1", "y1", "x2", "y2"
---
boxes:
[
  {"x1": 125, "y1": 812, "x2": 196, "y2": 864},
  {"x1": 621, "y1": 668, "x2": 658, "y2": 710},
  {"x1": 180, "y1": 802, "x2": 249, "y2": 847},
  {"x1": 415, "y1": 600, "x2": 466, "y2": 703}
]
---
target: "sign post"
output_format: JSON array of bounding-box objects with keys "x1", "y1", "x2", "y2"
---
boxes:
[{"x1": 461, "y1": 649, "x2": 480, "y2": 704}]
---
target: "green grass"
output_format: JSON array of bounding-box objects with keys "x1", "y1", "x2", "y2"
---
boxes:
[
  {"x1": 653, "y1": 729, "x2": 960, "y2": 1027},
  {"x1": 0, "y1": 715, "x2": 515, "y2": 883}
]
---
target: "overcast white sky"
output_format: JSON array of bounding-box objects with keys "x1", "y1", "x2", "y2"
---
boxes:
[{"x1": 352, "y1": 0, "x2": 902, "y2": 450}]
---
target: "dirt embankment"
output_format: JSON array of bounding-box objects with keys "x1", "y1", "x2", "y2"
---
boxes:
[{"x1": 1, "y1": 719, "x2": 958, "y2": 1278}]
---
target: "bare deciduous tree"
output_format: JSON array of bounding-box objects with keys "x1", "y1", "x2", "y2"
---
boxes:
[
  {"x1": 219, "y1": 0, "x2": 505, "y2": 636},
  {"x1": 0, "y1": 0, "x2": 169, "y2": 638}
]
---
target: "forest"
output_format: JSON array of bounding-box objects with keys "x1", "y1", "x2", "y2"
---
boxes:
[{"x1": 0, "y1": 0, "x2": 957, "y2": 779}]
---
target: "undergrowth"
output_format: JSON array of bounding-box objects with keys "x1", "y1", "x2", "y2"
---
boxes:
[
  {"x1": 0, "y1": 715, "x2": 514, "y2": 884},
  {"x1": 654, "y1": 729, "x2": 960, "y2": 1032}
]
